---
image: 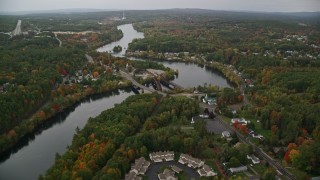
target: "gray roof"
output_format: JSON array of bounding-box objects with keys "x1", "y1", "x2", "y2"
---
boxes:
[
  {"x1": 229, "y1": 166, "x2": 248, "y2": 173},
  {"x1": 171, "y1": 165, "x2": 182, "y2": 173}
]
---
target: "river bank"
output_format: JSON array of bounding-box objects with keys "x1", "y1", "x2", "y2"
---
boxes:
[
  {"x1": 0, "y1": 81, "x2": 131, "y2": 156},
  {"x1": 0, "y1": 87, "x2": 134, "y2": 180},
  {"x1": 127, "y1": 54, "x2": 241, "y2": 88}
]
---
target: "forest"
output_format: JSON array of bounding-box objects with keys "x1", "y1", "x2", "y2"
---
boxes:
[
  {"x1": 0, "y1": 9, "x2": 320, "y2": 179},
  {"x1": 43, "y1": 94, "x2": 260, "y2": 179},
  {"x1": 125, "y1": 10, "x2": 320, "y2": 177}
]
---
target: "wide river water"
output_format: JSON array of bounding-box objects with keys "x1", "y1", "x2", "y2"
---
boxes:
[
  {"x1": 0, "y1": 23, "x2": 231, "y2": 180},
  {"x1": 0, "y1": 90, "x2": 133, "y2": 180}
]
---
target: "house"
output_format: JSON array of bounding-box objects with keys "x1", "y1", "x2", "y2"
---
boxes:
[
  {"x1": 199, "y1": 114, "x2": 209, "y2": 118},
  {"x1": 197, "y1": 164, "x2": 217, "y2": 177},
  {"x1": 251, "y1": 133, "x2": 264, "y2": 140},
  {"x1": 228, "y1": 165, "x2": 248, "y2": 174},
  {"x1": 149, "y1": 151, "x2": 174, "y2": 162},
  {"x1": 158, "y1": 169, "x2": 177, "y2": 180},
  {"x1": 170, "y1": 165, "x2": 182, "y2": 174},
  {"x1": 231, "y1": 118, "x2": 248, "y2": 125},
  {"x1": 247, "y1": 154, "x2": 260, "y2": 164},
  {"x1": 191, "y1": 117, "x2": 195, "y2": 124},
  {"x1": 125, "y1": 171, "x2": 142, "y2": 180},
  {"x1": 125, "y1": 157, "x2": 150, "y2": 180},
  {"x1": 221, "y1": 131, "x2": 231, "y2": 138},
  {"x1": 178, "y1": 154, "x2": 204, "y2": 168}
]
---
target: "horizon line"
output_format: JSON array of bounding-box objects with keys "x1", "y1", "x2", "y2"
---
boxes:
[{"x1": 1, "y1": 8, "x2": 320, "y2": 15}]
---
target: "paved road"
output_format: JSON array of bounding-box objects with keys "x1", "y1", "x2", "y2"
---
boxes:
[
  {"x1": 145, "y1": 161, "x2": 199, "y2": 180},
  {"x1": 12, "y1": 20, "x2": 22, "y2": 36},
  {"x1": 216, "y1": 117, "x2": 295, "y2": 180},
  {"x1": 120, "y1": 70, "x2": 166, "y2": 96}
]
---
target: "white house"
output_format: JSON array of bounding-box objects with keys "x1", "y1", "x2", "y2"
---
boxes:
[
  {"x1": 247, "y1": 154, "x2": 260, "y2": 164},
  {"x1": 222, "y1": 131, "x2": 231, "y2": 138}
]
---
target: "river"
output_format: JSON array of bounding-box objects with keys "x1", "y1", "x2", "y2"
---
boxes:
[
  {"x1": 0, "y1": 90, "x2": 133, "y2": 180},
  {"x1": 0, "y1": 23, "x2": 231, "y2": 180},
  {"x1": 97, "y1": 24, "x2": 231, "y2": 88},
  {"x1": 96, "y1": 24, "x2": 144, "y2": 57}
]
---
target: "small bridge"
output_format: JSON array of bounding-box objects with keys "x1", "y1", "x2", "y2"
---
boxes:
[
  {"x1": 120, "y1": 70, "x2": 166, "y2": 96},
  {"x1": 146, "y1": 69, "x2": 184, "y2": 91}
]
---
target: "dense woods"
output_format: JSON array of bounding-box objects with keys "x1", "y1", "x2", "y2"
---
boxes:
[
  {"x1": 125, "y1": 10, "x2": 320, "y2": 177},
  {"x1": 1, "y1": 9, "x2": 320, "y2": 179}
]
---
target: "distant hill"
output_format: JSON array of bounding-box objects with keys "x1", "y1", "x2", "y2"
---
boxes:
[{"x1": 0, "y1": 8, "x2": 120, "y2": 15}]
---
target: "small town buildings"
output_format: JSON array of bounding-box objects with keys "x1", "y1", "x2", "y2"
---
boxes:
[
  {"x1": 125, "y1": 157, "x2": 150, "y2": 180},
  {"x1": 149, "y1": 151, "x2": 174, "y2": 162},
  {"x1": 158, "y1": 169, "x2": 177, "y2": 180},
  {"x1": 178, "y1": 153, "x2": 204, "y2": 168},
  {"x1": 247, "y1": 154, "x2": 260, "y2": 164},
  {"x1": 197, "y1": 164, "x2": 217, "y2": 177}
]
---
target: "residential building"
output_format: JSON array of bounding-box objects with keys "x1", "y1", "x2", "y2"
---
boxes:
[
  {"x1": 125, "y1": 157, "x2": 150, "y2": 180},
  {"x1": 170, "y1": 165, "x2": 182, "y2": 174},
  {"x1": 178, "y1": 153, "x2": 204, "y2": 168},
  {"x1": 221, "y1": 131, "x2": 231, "y2": 138},
  {"x1": 158, "y1": 169, "x2": 177, "y2": 180},
  {"x1": 149, "y1": 151, "x2": 174, "y2": 162},
  {"x1": 228, "y1": 165, "x2": 248, "y2": 174},
  {"x1": 197, "y1": 164, "x2": 217, "y2": 177},
  {"x1": 247, "y1": 154, "x2": 260, "y2": 164}
]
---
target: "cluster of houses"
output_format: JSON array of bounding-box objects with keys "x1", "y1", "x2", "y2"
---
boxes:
[
  {"x1": 126, "y1": 51, "x2": 204, "y2": 63},
  {"x1": 178, "y1": 153, "x2": 204, "y2": 168},
  {"x1": 179, "y1": 153, "x2": 216, "y2": 177},
  {"x1": 231, "y1": 118, "x2": 265, "y2": 140},
  {"x1": 149, "y1": 151, "x2": 174, "y2": 162},
  {"x1": 126, "y1": 151, "x2": 217, "y2": 180},
  {"x1": 125, "y1": 157, "x2": 151, "y2": 180},
  {"x1": 220, "y1": 154, "x2": 260, "y2": 176}
]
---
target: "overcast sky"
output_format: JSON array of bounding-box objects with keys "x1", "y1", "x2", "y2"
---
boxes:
[{"x1": 1, "y1": 0, "x2": 320, "y2": 13}]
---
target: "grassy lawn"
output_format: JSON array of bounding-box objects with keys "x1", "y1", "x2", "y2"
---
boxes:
[
  {"x1": 205, "y1": 160, "x2": 219, "y2": 173},
  {"x1": 220, "y1": 116, "x2": 231, "y2": 124},
  {"x1": 251, "y1": 164, "x2": 267, "y2": 175},
  {"x1": 250, "y1": 119, "x2": 272, "y2": 138}
]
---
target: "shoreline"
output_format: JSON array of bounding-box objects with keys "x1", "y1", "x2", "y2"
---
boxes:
[
  {"x1": 0, "y1": 84, "x2": 131, "y2": 158},
  {"x1": 127, "y1": 54, "x2": 241, "y2": 88}
]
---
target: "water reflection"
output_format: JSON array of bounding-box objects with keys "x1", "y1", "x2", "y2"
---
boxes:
[{"x1": 0, "y1": 89, "x2": 133, "y2": 180}]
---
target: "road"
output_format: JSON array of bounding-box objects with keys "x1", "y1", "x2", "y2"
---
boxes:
[
  {"x1": 216, "y1": 116, "x2": 295, "y2": 180},
  {"x1": 196, "y1": 102, "x2": 295, "y2": 179},
  {"x1": 54, "y1": 34, "x2": 62, "y2": 47},
  {"x1": 120, "y1": 70, "x2": 166, "y2": 96},
  {"x1": 12, "y1": 20, "x2": 22, "y2": 36}
]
